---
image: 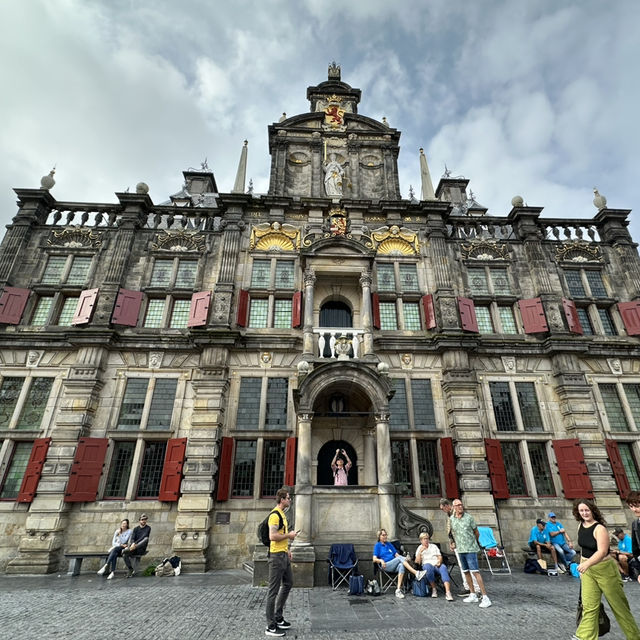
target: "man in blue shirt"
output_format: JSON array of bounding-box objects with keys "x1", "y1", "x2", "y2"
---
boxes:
[
  {"x1": 528, "y1": 518, "x2": 561, "y2": 573},
  {"x1": 545, "y1": 512, "x2": 576, "y2": 570},
  {"x1": 611, "y1": 527, "x2": 633, "y2": 581}
]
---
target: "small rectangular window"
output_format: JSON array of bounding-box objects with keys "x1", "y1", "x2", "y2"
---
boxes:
[
  {"x1": 516, "y1": 382, "x2": 543, "y2": 432},
  {"x1": 0, "y1": 441, "x2": 33, "y2": 499},
  {"x1": 175, "y1": 261, "x2": 197, "y2": 288},
  {"x1": 231, "y1": 440, "x2": 256, "y2": 497},
  {"x1": 0, "y1": 377, "x2": 25, "y2": 428},
  {"x1": 475, "y1": 306, "x2": 493, "y2": 333},
  {"x1": 399, "y1": 264, "x2": 419, "y2": 292},
  {"x1": 498, "y1": 307, "x2": 517, "y2": 333},
  {"x1": 576, "y1": 308, "x2": 593, "y2": 335},
  {"x1": 274, "y1": 299, "x2": 292, "y2": 329},
  {"x1": 136, "y1": 441, "x2": 167, "y2": 498},
  {"x1": 490, "y1": 268, "x2": 511, "y2": 295},
  {"x1": 416, "y1": 440, "x2": 440, "y2": 495},
  {"x1": 67, "y1": 257, "x2": 92, "y2": 285},
  {"x1": 104, "y1": 441, "x2": 136, "y2": 498},
  {"x1": 598, "y1": 308, "x2": 616, "y2": 336},
  {"x1": 377, "y1": 264, "x2": 395, "y2": 292},
  {"x1": 169, "y1": 299, "x2": 190, "y2": 328},
  {"x1": 599, "y1": 384, "x2": 631, "y2": 431},
  {"x1": 528, "y1": 441, "x2": 555, "y2": 496},
  {"x1": 501, "y1": 441, "x2": 527, "y2": 495},
  {"x1": 565, "y1": 271, "x2": 586, "y2": 297},
  {"x1": 143, "y1": 299, "x2": 166, "y2": 328},
  {"x1": 275, "y1": 261, "x2": 294, "y2": 289},
  {"x1": 57, "y1": 297, "x2": 79, "y2": 326},
  {"x1": 150, "y1": 260, "x2": 173, "y2": 287},
  {"x1": 618, "y1": 442, "x2": 640, "y2": 491},
  {"x1": 265, "y1": 378, "x2": 288, "y2": 430},
  {"x1": 379, "y1": 302, "x2": 398, "y2": 330},
  {"x1": 32, "y1": 297, "x2": 53, "y2": 325},
  {"x1": 490, "y1": 382, "x2": 517, "y2": 431},
  {"x1": 248, "y1": 299, "x2": 269, "y2": 328},
  {"x1": 585, "y1": 271, "x2": 607, "y2": 298},
  {"x1": 261, "y1": 440, "x2": 285, "y2": 497},
  {"x1": 15, "y1": 378, "x2": 54, "y2": 430},
  {"x1": 468, "y1": 268, "x2": 489, "y2": 295},
  {"x1": 411, "y1": 380, "x2": 436, "y2": 430},
  {"x1": 403, "y1": 302, "x2": 421, "y2": 330},
  {"x1": 622, "y1": 384, "x2": 640, "y2": 428},
  {"x1": 251, "y1": 260, "x2": 271, "y2": 288},
  {"x1": 391, "y1": 440, "x2": 412, "y2": 493},
  {"x1": 389, "y1": 379, "x2": 409, "y2": 430},
  {"x1": 42, "y1": 256, "x2": 66, "y2": 284},
  {"x1": 236, "y1": 378, "x2": 262, "y2": 430},
  {"x1": 146, "y1": 379, "x2": 178, "y2": 430},
  {"x1": 117, "y1": 379, "x2": 149, "y2": 430}
]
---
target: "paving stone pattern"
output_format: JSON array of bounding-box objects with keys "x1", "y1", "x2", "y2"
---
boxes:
[{"x1": 1, "y1": 569, "x2": 639, "y2": 639}]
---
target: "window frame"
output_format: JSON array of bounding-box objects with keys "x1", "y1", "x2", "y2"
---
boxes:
[{"x1": 0, "y1": 374, "x2": 57, "y2": 433}]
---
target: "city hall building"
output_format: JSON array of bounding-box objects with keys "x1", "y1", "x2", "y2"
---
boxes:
[{"x1": 0, "y1": 64, "x2": 639, "y2": 583}]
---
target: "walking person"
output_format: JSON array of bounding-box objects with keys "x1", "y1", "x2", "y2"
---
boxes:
[
  {"x1": 449, "y1": 498, "x2": 492, "y2": 608},
  {"x1": 97, "y1": 518, "x2": 131, "y2": 579},
  {"x1": 265, "y1": 487, "x2": 298, "y2": 637},
  {"x1": 122, "y1": 514, "x2": 151, "y2": 578},
  {"x1": 572, "y1": 498, "x2": 640, "y2": 640}
]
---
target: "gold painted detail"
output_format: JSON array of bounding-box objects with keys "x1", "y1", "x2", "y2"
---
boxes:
[
  {"x1": 48, "y1": 227, "x2": 103, "y2": 248},
  {"x1": 323, "y1": 208, "x2": 351, "y2": 239},
  {"x1": 152, "y1": 230, "x2": 205, "y2": 252},
  {"x1": 461, "y1": 239, "x2": 509, "y2": 260},
  {"x1": 250, "y1": 221, "x2": 300, "y2": 251},
  {"x1": 371, "y1": 225, "x2": 419, "y2": 255},
  {"x1": 555, "y1": 240, "x2": 602, "y2": 263}
]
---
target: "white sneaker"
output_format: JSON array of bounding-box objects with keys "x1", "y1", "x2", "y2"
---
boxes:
[
  {"x1": 106, "y1": 572, "x2": 115, "y2": 580},
  {"x1": 556, "y1": 565, "x2": 566, "y2": 574},
  {"x1": 431, "y1": 589, "x2": 438, "y2": 598},
  {"x1": 479, "y1": 595, "x2": 492, "y2": 608},
  {"x1": 395, "y1": 588, "x2": 405, "y2": 599},
  {"x1": 463, "y1": 593, "x2": 479, "y2": 603},
  {"x1": 97, "y1": 564, "x2": 108, "y2": 576},
  {"x1": 415, "y1": 570, "x2": 426, "y2": 581}
]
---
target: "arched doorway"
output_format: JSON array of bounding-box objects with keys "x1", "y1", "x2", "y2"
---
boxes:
[
  {"x1": 319, "y1": 301, "x2": 352, "y2": 328},
  {"x1": 317, "y1": 440, "x2": 358, "y2": 486}
]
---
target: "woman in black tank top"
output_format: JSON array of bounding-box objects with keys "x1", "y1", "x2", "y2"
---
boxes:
[{"x1": 572, "y1": 499, "x2": 640, "y2": 640}]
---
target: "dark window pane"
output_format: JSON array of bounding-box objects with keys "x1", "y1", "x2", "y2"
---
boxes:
[
  {"x1": 236, "y1": 378, "x2": 262, "y2": 430},
  {"x1": 377, "y1": 264, "x2": 395, "y2": 292},
  {"x1": 598, "y1": 308, "x2": 616, "y2": 336},
  {"x1": 0, "y1": 377, "x2": 24, "y2": 427},
  {"x1": 117, "y1": 379, "x2": 149, "y2": 430},
  {"x1": 231, "y1": 440, "x2": 256, "y2": 497},
  {"x1": 528, "y1": 441, "x2": 555, "y2": 496},
  {"x1": 516, "y1": 382, "x2": 544, "y2": 432},
  {"x1": 104, "y1": 441, "x2": 136, "y2": 498},
  {"x1": 416, "y1": 440, "x2": 440, "y2": 495},
  {"x1": 261, "y1": 440, "x2": 285, "y2": 497},
  {"x1": 501, "y1": 441, "x2": 527, "y2": 495},
  {"x1": 399, "y1": 264, "x2": 419, "y2": 291},
  {"x1": 15, "y1": 378, "x2": 54, "y2": 430},
  {"x1": 576, "y1": 308, "x2": 593, "y2": 335},
  {"x1": 618, "y1": 443, "x2": 640, "y2": 492},
  {"x1": 251, "y1": 260, "x2": 270, "y2": 288},
  {"x1": 599, "y1": 384, "x2": 630, "y2": 431},
  {"x1": 585, "y1": 271, "x2": 607, "y2": 298},
  {"x1": 391, "y1": 440, "x2": 412, "y2": 494},
  {"x1": 564, "y1": 271, "x2": 586, "y2": 297},
  {"x1": 490, "y1": 382, "x2": 517, "y2": 431},
  {"x1": 136, "y1": 441, "x2": 167, "y2": 498},
  {"x1": 412, "y1": 380, "x2": 436, "y2": 430},
  {"x1": 147, "y1": 379, "x2": 178, "y2": 430},
  {"x1": 0, "y1": 441, "x2": 33, "y2": 499},
  {"x1": 265, "y1": 378, "x2": 288, "y2": 430},
  {"x1": 319, "y1": 301, "x2": 352, "y2": 328},
  {"x1": 389, "y1": 379, "x2": 409, "y2": 430},
  {"x1": 623, "y1": 384, "x2": 640, "y2": 429},
  {"x1": 275, "y1": 261, "x2": 294, "y2": 289}
]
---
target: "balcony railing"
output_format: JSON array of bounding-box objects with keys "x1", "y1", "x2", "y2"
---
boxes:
[{"x1": 313, "y1": 328, "x2": 364, "y2": 359}]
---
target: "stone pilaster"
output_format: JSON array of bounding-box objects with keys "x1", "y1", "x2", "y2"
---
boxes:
[
  {"x1": 359, "y1": 270, "x2": 374, "y2": 356},
  {"x1": 302, "y1": 269, "x2": 316, "y2": 356},
  {"x1": 374, "y1": 412, "x2": 396, "y2": 538}
]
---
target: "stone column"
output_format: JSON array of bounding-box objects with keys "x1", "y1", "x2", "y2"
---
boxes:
[
  {"x1": 302, "y1": 269, "x2": 316, "y2": 356},
  {"x1": 363, "y1": 427, "x2": 377, "y2": 485},
  {"x1": 375, "y1": 412, "x2": 396, "y2": 539},
  {"x1": 359, "y1": 270, "x2": 374, "y2": 356}
]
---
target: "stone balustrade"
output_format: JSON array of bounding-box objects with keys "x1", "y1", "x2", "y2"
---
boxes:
[{"x1": 313, "y1": 328, "x2": 364, "y2": 359}]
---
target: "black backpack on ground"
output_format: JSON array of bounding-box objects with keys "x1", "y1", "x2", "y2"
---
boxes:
[{"x1": 258, "y1": 509, "x2": 284, "y2": 547}]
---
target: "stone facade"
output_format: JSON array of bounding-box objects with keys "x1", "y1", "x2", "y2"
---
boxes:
[{"x1": 0, "y1": 65, "x2": 639, "y2": 580}]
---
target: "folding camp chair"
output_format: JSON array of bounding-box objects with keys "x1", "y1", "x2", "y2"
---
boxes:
[
  {"x1": 478, "y1": 526, "x2": 511, "y2": 575},
  {"x1": 373, "y1": 539, "x2": 409, "y2": 593},
  {"x1": 327, "y1": 543, "x2": 358, "y2": 590}
]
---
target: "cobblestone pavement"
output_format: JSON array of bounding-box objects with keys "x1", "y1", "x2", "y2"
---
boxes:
[{"x1": 2, "y1": 568, "x2": 639, "y2": 640}]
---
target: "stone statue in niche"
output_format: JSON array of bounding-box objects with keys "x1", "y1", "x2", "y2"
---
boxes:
[{"x1": 323, "y1": 153, "x2": 345, "y2": 196}]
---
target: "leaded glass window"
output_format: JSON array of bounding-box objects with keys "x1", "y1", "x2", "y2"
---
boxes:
[
  {"x1": 622, "y1": 384, "x2": 640, "y2": 428},
  {"x1": 585, "y1": 271, "x2": 607, "y2": 298},
  {"x1": 490, "y1": 382, "x2": 517, "y2": 431},
  {"x1": 476, "y1": 306, "x2": 493, "y2": 333},
  {"x1": 265, "y1": 378, "x2": 288, "y2": 430},
  {"x1": 175, "y1": 261, "x2": 197, "y2": 288},
  {"x1": 57, "y1": 297, "x2": 78, "y2": 326},
  {"x1": 379, "y1": 302, "x2": 398, "y2": 330},
  {"x1": 377, "y1": 264, "x2": 395, "y2": 292},
  {"x1": 391, "y1": 440, "x2": 412, "y2": 491},
  {"x1": 251, "y1": 260, "x2": 270, "y2": 288},
  {"x1": 15, "y1": 378, "x2": 54, "y2": 430},
  {"x1": 403, "y1": 302, "x2": 421, "y2": 330},
  {"x1": 136, "y1": 441, "x2": 167, "y2": 498},
  {"x1": 490, "y1": 268, "x2": 511, "y2": 295},
  {"x1": 416, "y1": 440, "x2": 440, "y2": 495},
  {"x1": 261, "y1": 440, "x2": 285, "y2": 497},
  {"x1": 236, "y1": 378, "x2": 262, "y2": 430},
  {"x1": 389, "y1": 379, "x2": 409, "y2": 430},
  {"x1": 501, "y1": 441, "x2": 527, "y2": 495},
  {"x1": 618, "y1": 443, "x2": 640, "y2": 491},
  {"x1": 42, "y1": 256, "x2": 66, "y2": 284},
  {"x1": 528, "y1": 442, "x2": 555, "y2": 496},
  {"x1": 516, "y1": 382, "x2": 543, "y2": 432},
  {"x1": 231, "y1": 440, "x2": 256, "y2": 497},
  {"x1": 468, "y1": 268, "x2": 489, "y2": 294},
  {"x1": 564, "y1": 270, "x2": 586, "y2": 297},
  {"x1": 498, "y1": 307, "x2": 517, "y2": 333},
  {"x1": 169, "y1": 299, "x2": 190, "y2": 328},
  {"x1": 0, "y1": 377, "x2": 24, "y2": 427},
  {"x1": 0, "y1": 442, "x2": 32, "y2": 499},
  {"x1": 275, "y1": 261, "x2": 294, "y2": 289},
  {"x1": 117, "y1": 379, "x2": 149, "y2": 430},
  {"x1": 143, "y1": 299, "x2": 166, "y2": 328},
  {"x1": 150, "y1": 260, "x2": 173, "y2": 287},
  {"x1": 577, "y1": 308, "x2": 593, "y2": 335},
  {"x1": 31, "y1": 297, "x2": 53, "y2": 325},
  {"x1": 104, "y1": 441, "x2": 135, "y2": 498},
  {"x1": 412, "y1": 379, "x2": 436, "y2": 430},
  {"x1": 599, "y1": 384, "x2": 630, "y2": 431},
  {"x1": 67, "y1": 257, "x2": 92, "y2": 285},
  {"x1": 146, "y1": 380, "x2": 178, "y2": 430},
  {"x1": 248, "y1": 299, "x2": 268, "y2": 328},
  {"x1": 274, "y1": 299, "x2": 292, "y2": 328},
  {"x1": 598, "y1": 308, "x2": 616, "y2": 336},
  {"x1": 399, "y1": 264, "x2": 419, "y2": 292}
]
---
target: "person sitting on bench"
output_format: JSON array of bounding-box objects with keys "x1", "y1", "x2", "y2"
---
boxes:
[
  {"x1": 122, "y1": 514, "x2": 151, "y2": 577},
  {"x1": 97, "y1": 518, "x2": 132, "y2": 579},
  {"x1": 528, "y1": 518, "x2": 561, "y2": 573}
]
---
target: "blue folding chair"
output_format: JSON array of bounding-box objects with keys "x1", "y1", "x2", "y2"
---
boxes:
[
  {"x1": 327, "y1": 543, "x2": 359, "y2": 590},
  {"x1": 477, "y1": 526, "x2": 511, "y2": 575}
]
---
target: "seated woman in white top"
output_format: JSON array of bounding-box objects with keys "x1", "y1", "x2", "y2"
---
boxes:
[
  {"x1": 414, "y1": 532, "x2": 454, "y2": 601},
  {"x1": 97, "y1": 519, "x2": 132, "y2": 579}
]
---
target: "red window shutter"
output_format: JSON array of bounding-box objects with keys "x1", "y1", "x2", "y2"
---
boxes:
[
  {"x1": 372, "y1": 293, "x2": 380, "y2": 329},
  {"x1": 552, "y1": 439, "x2": 593, "y2": 499},
  {"x1": 216, "y1": 436, "x2": 235, "y2": 501},
  {"x1": 16, "y1": 438, "x2": 51, "y2": 503},
  {"x1": 158, "y1": 437, "x2": 187, "y2": 501},
  {"x1": 618, "y1": 301, "x2": 640, "y2": 336},
  {"x1": 422, "y1": 294, "x2": 437, "y2": 330},
  {"x1": 284, "y1": 437, "x2": 297, "y2": 487},
  {"x1": 440, "y1": 437, "x2": 459, "y2": 499},
  {"x1": 518, "y1": 297, "x2": 549, "y2": 334},
  {"x1": 485, "y1": 438, "x2": 510, "y2": 499},
  {"x1": 458, "y1": 297, "x2": 478, "y2": 332},
  {"x1": 562, "y1": 298, "x2": 583, "y2": 335},
  {"x1": 0, "y1": 287, "x2": 31, "y2": 325},
  {"x1": 111, "y1": 289, "x2": 143, "y2": 327},
  {"x1": 605, "y1": 439, "x2": 631, "y2": 500},
  {"x1": 187, "y1": 291, "x2": 211, "y2": 327},
  {"x1": 292, "y1": 291, "x2": 302, "y2": 329},
  {"x1": 64, "y1": 438, "x2": 109, "y2": 502},
  {"x1": 71, "y1": 288, "x2": 99, "y2": 326},
  {"x1": 236, "y1": 290, "x2": 249, "y2": 327}
]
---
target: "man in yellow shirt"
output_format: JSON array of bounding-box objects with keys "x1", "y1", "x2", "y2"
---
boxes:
[{"x1": 265, "y1": 487, "x2": 298, "y2": 637}]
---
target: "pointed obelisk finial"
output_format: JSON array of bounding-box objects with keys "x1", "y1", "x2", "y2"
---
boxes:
[
  {"x1": 419, "y1": 148, "x2": 436, "y2": 200},
  {"x1": 232, "y1": 140, "x2": 248, "y2": 193}
]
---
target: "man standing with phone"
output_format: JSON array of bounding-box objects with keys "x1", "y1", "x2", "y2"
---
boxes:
[{"x1": 265, "y1": 487, "x2": 298, "y2": 637}]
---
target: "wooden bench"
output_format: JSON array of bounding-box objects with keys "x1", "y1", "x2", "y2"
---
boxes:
[{"x1": 64, "y1": 552, "x2": 109, "y2": 576}]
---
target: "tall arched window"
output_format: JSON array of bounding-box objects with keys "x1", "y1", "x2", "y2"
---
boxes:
[{"x1": 319, "y1": 301, "x2": 352, "y2": 328}]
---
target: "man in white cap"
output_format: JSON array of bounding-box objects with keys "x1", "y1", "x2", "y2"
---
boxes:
[{"x1": 545, "y1": 512, "x2": 576, "y2": 571}]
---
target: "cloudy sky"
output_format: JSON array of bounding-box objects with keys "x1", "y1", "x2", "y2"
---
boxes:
[{"x1": 1, "y1": 0, "x2": 638, "y2": 239}]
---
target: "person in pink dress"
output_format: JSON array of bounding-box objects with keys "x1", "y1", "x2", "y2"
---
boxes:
[{"x1": 331, "y1": 448, "x2": 352, "y2": 486}]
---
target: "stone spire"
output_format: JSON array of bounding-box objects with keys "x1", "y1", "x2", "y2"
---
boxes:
[
  {"x1": 419, "y1": 148, "x2": 436, "y2": 200},
  {"x1": 232, "y1": 140, "x2": 248, "y2": 193}
]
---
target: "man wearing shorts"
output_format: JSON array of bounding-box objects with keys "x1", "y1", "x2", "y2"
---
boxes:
[{"x1": 449, "y1": 499, "x2": 492, "y2": 608}]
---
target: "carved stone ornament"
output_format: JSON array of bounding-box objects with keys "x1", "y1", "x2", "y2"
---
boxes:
[
  {"x1": 323, "y1": 208, "x2": 351, "y2": 238},
  {"x1": 27, "y1": 350, "x2": 43, "y2": 367},
  {"x1": 151, "y1": 230, "x2": 205, "y2": 253},
  {"x1": 607, "y1": 358, "x2": 623, "y2": 375},
  {"x1": 48, "y1": 227, "x2": 103, "y2": 248},
  {"x1": 260, "y1": 352, "x2": 273, "y2": 368},
  {"x1": 149, "y1": 352, "x2": 163, "y2": 369},
  {"x1": 501, "y1": 356, "x2": 516, "y2": 373},
  {"x1": 460, "y1": 239, "x2": 509, "y2": 261},
  {"x1": 395, "y1": 491, "x2": 433, "y2": 538},
  {"x1": 371, "y1": 225, "x2": 419, "y2": 255},
  {"x1": 555, "y1": 240, "x2": 603, "y2": 263},
  {"x1": 249, "y1": 221, "x2": 300, "y2": 251}
]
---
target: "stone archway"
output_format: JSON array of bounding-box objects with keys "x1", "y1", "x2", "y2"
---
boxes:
[{"x1": 317, "y1": 439, "x2": 358, "y2": 485}]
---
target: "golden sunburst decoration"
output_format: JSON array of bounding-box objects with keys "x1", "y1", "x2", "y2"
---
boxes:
[
  {"x1": 371, "y1": 225, "x2": 419, "y2": 254},
  {"x1": 376, "y1": 238, "x2": 416, "y2": 255},
  {"x1": 250, "y1": 222, "x2": 300, "y2": 251}
]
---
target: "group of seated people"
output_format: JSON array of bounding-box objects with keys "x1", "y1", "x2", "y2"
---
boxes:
[
  {"x1": 527, "y1": 512, "x2": 576, "y2": 574},
  {"x1": 372, "y1": 528, "x2": 454, "y2": 600}
]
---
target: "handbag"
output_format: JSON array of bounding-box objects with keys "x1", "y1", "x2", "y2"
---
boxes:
[
  {"x1": 576, "y1": 590, "x2": 611, "y2": 637},
  {"x1": 365, "y1": 579, "x2": 381, "y2": 596}
]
